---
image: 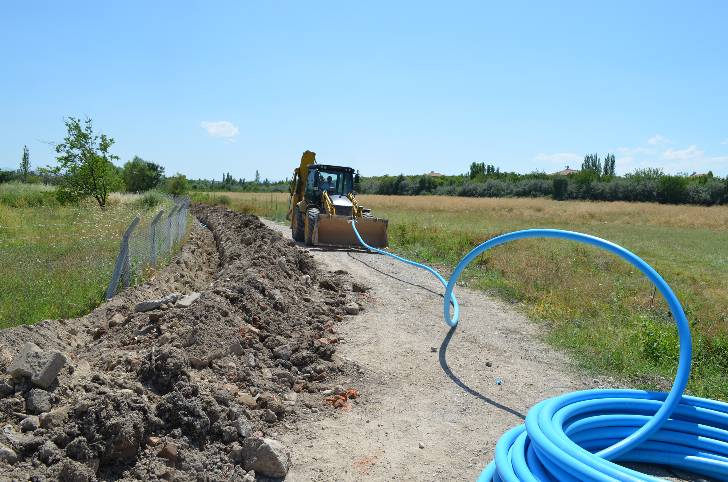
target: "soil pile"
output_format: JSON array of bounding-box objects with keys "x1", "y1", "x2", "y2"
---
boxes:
[{"x1": 0, "y1": 205, "x2": 364, "y2": 481}]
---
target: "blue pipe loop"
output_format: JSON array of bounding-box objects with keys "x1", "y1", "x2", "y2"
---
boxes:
[{"x1": 349, "y1": 223, "x2": 728, "y2": 481}]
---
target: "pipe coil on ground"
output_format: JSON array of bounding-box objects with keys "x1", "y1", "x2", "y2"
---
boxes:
[{"x1": 352, "y1": 223, "x2": 728, "y2": 481}]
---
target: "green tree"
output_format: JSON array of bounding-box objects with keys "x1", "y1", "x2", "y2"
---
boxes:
[
  {"x1": 122, "y1": 156, "x2": 164, "y2": 192},
  {"x1": 254, "y1": 170, "x2": 261, "y2": 183},
  {"x1": 165, "y1": 173, "x2": 189, "y2": 195},
  {"x1": 20, "y1": 145, "x2": 30, "y2": 182},
  {"x1": 53, "y1": 117, "x2": 122, "y2": 207}
]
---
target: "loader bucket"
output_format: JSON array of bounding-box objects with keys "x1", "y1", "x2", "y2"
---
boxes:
[{"x1": 314, "y1": 215, "x2": 388, "y2": 248}]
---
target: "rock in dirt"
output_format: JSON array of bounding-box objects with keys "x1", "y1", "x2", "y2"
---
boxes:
[
  {"x1": 108, "y1": 312, "x2": 125, "y2": 328},
  {"x1": 25, "y1": 388, "x2": 52, "y2": 414},
  {"x1": 241, "y1": 437, "x2": 291, "y2": 478},
  {"x1": 134, "y1": 293, "x2": 181, "y2": 312},
  {"x1": 39, "y1": 405, "x2": 69, "y2": 429},
  {"x1": 7, "y1": 342, "x2": 66, "y2": 388},
  {"x1": 158, "y1": 442, "x2": 178, "y2": 464},
  {"x1": 19, "y1": 415, "x2": 39, "y2": 432},
  {"x1": 344, "y1": 302, "x2": 360, "y2": 315},
  {"x1": 0, "y1": 378, "x2": 13, "y2": 398},
  {"x1": 176, "y1": 292, "x2": 201, "y2": 308},
  {"x1": 0, "y1": 443, "x2": 17, "y2": 464}
]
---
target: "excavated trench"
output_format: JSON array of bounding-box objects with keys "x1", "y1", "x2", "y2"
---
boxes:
[{"x1": 0, "y1": 205, "x2": 367, "y2": 481}]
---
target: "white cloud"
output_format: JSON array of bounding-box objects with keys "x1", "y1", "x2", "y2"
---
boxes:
[
  {"x1": 533, "y1": 152, "x2": 581, "y2": 164},
  {"x1": 200, "y1": 120, "x2": 239, "y2": 141},
  {"x1": 647, "y1": 134, "x2": 671, "y2": 146},
  {"x1": 617, "y1": 146, "x2": 653, "y2": 156},
  {"x1": 662, "y1": 145, "x2": 704, "y2": 161},
  {"x1": 721, "y1": 139, "x2": 728, "y2": 145}
]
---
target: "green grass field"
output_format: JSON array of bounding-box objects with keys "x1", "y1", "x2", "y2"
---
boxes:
[
  {"x1": 0, "y1": 184, "x2": 173, "y2": 328},
  {"x1": 193, "y1": 191, "x2": 728, "y2": 400}
]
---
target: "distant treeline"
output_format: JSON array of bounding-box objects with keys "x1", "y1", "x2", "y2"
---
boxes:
[
  {"x1": 188, "y1": 171, "x2": 288, "y2": 193},
  {"x1": 358, "y1": 158, "x2": 728, "y2": 206}
]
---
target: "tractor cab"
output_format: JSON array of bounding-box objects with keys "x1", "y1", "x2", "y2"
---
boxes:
[{"x1": 305, "y1": 165, "x2": 357, "y2": 217}]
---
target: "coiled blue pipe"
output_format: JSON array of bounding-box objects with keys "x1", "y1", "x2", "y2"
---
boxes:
[{"x1": 350, "y1": 222, "x2": 728, "y2": 481}]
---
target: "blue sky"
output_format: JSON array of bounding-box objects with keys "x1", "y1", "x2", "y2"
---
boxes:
[{"x1": 2, "y1": 1, "x2": 727, "y2": 180}]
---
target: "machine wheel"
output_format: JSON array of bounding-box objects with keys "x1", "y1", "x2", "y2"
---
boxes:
[
  {"x1": 305, "y1": 208, "x2": 319, "y2": 246},
  {"x1": 292, "y1": 206, "x2": 305, "y2": 242}
]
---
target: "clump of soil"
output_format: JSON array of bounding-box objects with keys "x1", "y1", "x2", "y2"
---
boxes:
[{"x1": 0, "y1": 205, "x2": 364, "y2": 481}]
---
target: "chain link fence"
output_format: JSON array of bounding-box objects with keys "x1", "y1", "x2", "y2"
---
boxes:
[{"x1": 106, "y1": 198, "x2": 190, "y2": 299}]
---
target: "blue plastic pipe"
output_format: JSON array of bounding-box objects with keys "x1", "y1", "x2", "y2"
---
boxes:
[
  {"x1": 350, "y1": 220, "x2": 459, "y2": 324},
  {"x1": 350, "y1": 222, "x2": 728, "y2": 481}
]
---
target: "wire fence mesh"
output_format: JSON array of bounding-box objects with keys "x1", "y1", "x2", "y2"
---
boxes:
[{"x1": 106, "y1": 198, "x2": 190, "y2": 299}]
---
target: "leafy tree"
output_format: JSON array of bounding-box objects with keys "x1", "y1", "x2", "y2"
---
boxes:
[
  {"x1": 165, "y1": 173, "x2": 189, "y2": 195},
  {"x1": 0, "y1": 169, "x2": 14, "y2": 183},
  {"x1": 581, "y1": 153, "x2": 602, "y2": 175},
  {"x1": 469, "y1": 162, "x2": 485, "y2": 179},
  {"x1": 602, "y1": 153, "x2": 616, "y2": 178},
  {"x1": 20, "y1": 145, "x2": 30, "y2": 181},
  {"x1": 552, "y1": 177, "x2": 569, "y2": 200},
  {"x1": 122, "y1": 156, "x2": 164, "y2": 192},
  {"x1": 53, "y1": 117, "x2": 122, "y2": 207},
  {"x1": 254, "y1": 170, "x2": 261, "y2": 183},
  {"x1": 657, "y1": 175, "x2": 688, "y2": 204}
]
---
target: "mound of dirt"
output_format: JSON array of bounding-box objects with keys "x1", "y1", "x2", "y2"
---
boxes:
[{"x1": 0, "y1": 205, "x2": 364, "y2": 481}]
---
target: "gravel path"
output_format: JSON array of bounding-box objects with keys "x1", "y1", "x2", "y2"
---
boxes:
[{"x1": 261, "y1": 219, "x2": 597, "y2": 481}]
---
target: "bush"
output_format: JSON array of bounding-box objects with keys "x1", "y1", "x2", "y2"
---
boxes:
[
  {"x1": 134, "y1": 190, "x2": 166, "y2": 210},
  {"x1": 657, "y1": 175, "x2": 688, "y2": 204},
  {"x1": 0, "y1": 182, "x2": 59, "y2": 207},
  {"x1": 552, "y1": 177, "x2": 568, "y2": 200},
  {"x1": 165, "y1": 174, "x2": 189, "y2": 196}
]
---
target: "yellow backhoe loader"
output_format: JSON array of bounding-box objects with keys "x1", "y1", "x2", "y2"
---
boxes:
[{"x1": 287, "y1": 150, "x2": 388, "y2": 247}]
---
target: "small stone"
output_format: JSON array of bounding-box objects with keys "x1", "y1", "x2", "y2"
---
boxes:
[
  {"x1": 260, "y1": 409, "x2": 277, "y2": 423},
  {"x1": 352, "y1": 282, "x2": 370, "y2": 292},
  {"x1": 189, "y1": 356, "x2": 208, "y2": 369},
  {"x1": 0, "y1": 444, "x2": 17, "y2": 464},
  {"x1": 38, "y1": 440, "x2": 61, "y2": 465},
  {"x1": 334, "y1": 385, "x2": 345, "y2": 394},
  {"x1": 272, "y1": 344, "x2": 292, "y2": 360},
  {"x1": 39, "y1": 406, "x2": 69, "y2": 429},
  {"x1": 229, "y1": 341, "x2": 244, "y2": 356},
  {"x1": 176, "y1": 292, "x2": 201, "y2": 308},
  {"x1": 158, "y1": 442, "x2": 178, "y2": 464},
  {"x1": 237, "y1": 393, "x2": 257, "y2": 409},
  {"x1": 0, "y1": 379, "x2": 13, "y2": 398},
  {"x1": 222, "y1": 425, "x2": 238, "y2": 443},
  {"x1": 20, "y1": 415, "x2": 40, "y2": 432},
  {"x1": 242, "y1": 437, "x2": 291, "y2": 478},
  {"x1": 135, "y1": 293, "x2": 181, "y2": 312},
  {"x1": 26, "y1": 388, "x2": 52, "y2": 414},
  {"x1": 344, "y1": 302, "x2": 360, "y2": 315},
  {"x1": 301, "y1": 274, "x2": 311, "y2": 285},
  {"x1": 93, "y1": 319, "x2": 108, "y2": 339},
  {"x1": 485, "y1": 361, "x2": 492, "y2": 367},
  {"x1": 419, "y1": 442, "x2": 425, "y2": 449},
  {"x1": 276, "y1": 257, "x2": 288, "y2": 272},
  {"x1": 146, "y1": 436, "x2": 162, "y2": 447},
  {"x1": 234, "y1": 418, "x2": 253, "y2": 438},
  {"x1": 7, "y1": 342, "x2": 66, "y2": 388},
  {"x1": 430, "y1": 347, "x2": 437, "y2": 353},
  {"x1": 229, "y1": 442, "x2": 244, "y2": 464},
  {"x1": 108, "y1": 313, "x2": 125, "y2": 327}
]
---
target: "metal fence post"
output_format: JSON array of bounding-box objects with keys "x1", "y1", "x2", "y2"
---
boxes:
[
  {"x1": 149, "y1": 209, "x2": 164, "y2": 266},
  {"x1": 106, "y1": 216, "x2": 140, "y2": 299}
]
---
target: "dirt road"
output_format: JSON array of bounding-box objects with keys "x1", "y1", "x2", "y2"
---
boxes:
[{"x1": 261, "y1": 219, "x2": 597, "y2": 481}]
